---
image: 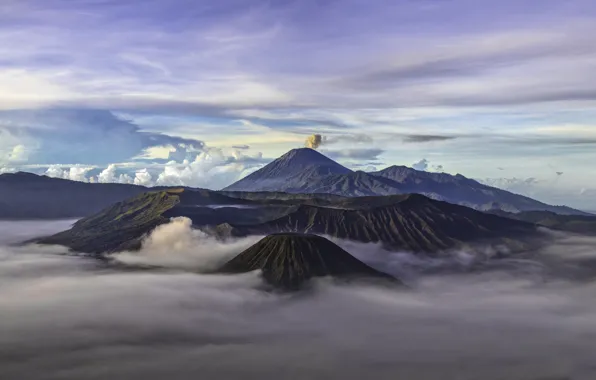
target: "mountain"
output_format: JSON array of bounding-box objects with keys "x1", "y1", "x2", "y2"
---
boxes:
[
  {"x1": 39, "y1": 190, "x2": 542, "y2": 255},
  {"x1": 0, "y1": 172, "x2": 148, "y2": 219},
  {"x1": 2, "y1": 149, "x2": 587, "y2": 220},
  {"x1": 219, "y1": 233, "x2": 396, "y2": 289},
  {"x1": 224, "y1": 150, "x2": 587, "y2": 215},
  {"x1": 35, "y1": 189, "x2": 272, "y2": 253},
  {"x1": 223, "y1": 148, "x2": 352, "y2": 192},
  {"x1": 218, "y1": 193, "x2": 541, "y2": 254},
  {"x1": 371, "y1": 165, "x2": 586, "y2": 215},
  {"x1": 488, "y1": 209, "x2": 596, "y2": 236}
]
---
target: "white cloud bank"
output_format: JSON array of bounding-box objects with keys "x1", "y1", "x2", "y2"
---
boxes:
[
  {"x1": 34, "y1": 146, "x2": 265, "y2": 189},
  {"x1": 112, "y1": 217, "x2": 262, "y2": 270},
  {"x1": 3, "y1": 220, "x2": 596, "y2": 379}
]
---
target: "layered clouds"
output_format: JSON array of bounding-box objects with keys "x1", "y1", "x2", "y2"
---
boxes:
[
  {"x1": 0, "y1": 0, "x2": 595, "y2": 205},
  {"x1": 4, "y1": 219, "x2": 596, "y2": 379}
]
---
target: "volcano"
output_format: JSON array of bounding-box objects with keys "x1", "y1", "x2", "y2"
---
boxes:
[
  {"x1": 222, "y1": 149, "x2": 587, "y2": 215},
  {"x1": 222, "y1": 148, "x2": 351, "y2": 192},
  {"x1": 219, "y1": 233, "x2": 395, "y2": 289}
]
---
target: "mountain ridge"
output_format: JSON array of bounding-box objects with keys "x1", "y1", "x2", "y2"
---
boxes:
[
  {"x1": 36, "y1": 189, "x2": 544, "y2": 255},
  {"x1": 1, "y1": 147, "x2": 589, "y2": 219},
  {"x1": 218, "y1": 193, "x2": 541, "y2": 253},
  {"x1": 224, "y1": 149, "x2": 587, "y2": 215}
]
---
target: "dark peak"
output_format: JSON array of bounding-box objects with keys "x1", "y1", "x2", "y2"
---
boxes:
[
  {"x1": 379, "y1": 165, "x2": 415, "y2": 172},
  {"x1": 253, "y1": 147, "x2": 350, "y2": 173},
  {"x1": 219, "y1": 233, "x2": 395, "y2": 290},
  {"x1": 277, "y1": 148, "x2": 340, "y2": 166},
  {"x1": 3, "y1": 171, "x2": 41, "y2": 177},
  {"x1": 0, "y1": 171, "x2": 48, "y2": 183}
]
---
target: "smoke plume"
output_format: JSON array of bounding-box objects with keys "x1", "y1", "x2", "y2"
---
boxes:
[
  {"x1": 111, "y1": 217, "x2": 261, "y2": 270},
  {"x1": 305, "y1": 134, "x2": 323, "y2": 149}
]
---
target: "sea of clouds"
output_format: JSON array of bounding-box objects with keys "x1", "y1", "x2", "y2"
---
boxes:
[{"x1": 1, "y1": 219, "x2": 596, "y2": 380}]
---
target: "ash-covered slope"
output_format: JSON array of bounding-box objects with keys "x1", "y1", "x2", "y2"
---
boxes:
[
  {"x1": 223, "y1": 148, "x2": 352, "y2": 192},
  {"x1": 220, "y1": 194, "x2": 541, "y2": 253},
  {"x1": 219, "y1": 233, "x2": 395, "y2": 289},
  {"x1": 35, "y1": 189, "x2": 265, "y2": 253}
]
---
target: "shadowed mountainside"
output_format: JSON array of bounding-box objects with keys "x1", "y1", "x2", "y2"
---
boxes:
[
  {"x1": 35, "y1": 189, "x2": 274, "y2": 253},
  {"x1": 223, "y1": 148, "x2": 351, "y2": 193},
  {"x1": 0, "y1": 172, "x2": 148, "y2": 219},
  {"x1": 218, "y1": 193, "x2": 541, "y2": 254},
  {"x1": 489, "y1": 209, "x2": 596, "y2": 235},
  {"x1": 37, "y1": 189, "x2": 542, "y2": 255},
  {"x1": 0, "y1": 149, "x2": 588, "y2": 220},
  {"x1": 372, "y1": 165, "x2": 584, "y2": 215},
  {"x1": 224, "y1": 148, "x2": 587, "y2": 215},
  {"x1": 219, "y1": 233, "x2": 396, "y2": 289}
]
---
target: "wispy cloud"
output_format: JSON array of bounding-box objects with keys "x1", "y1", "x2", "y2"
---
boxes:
[{"x1": 0, "y1": 0, "x2": 595, "y2": 207}]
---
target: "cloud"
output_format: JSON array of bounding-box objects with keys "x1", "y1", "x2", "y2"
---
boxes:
[
  {"x1": 324, "y1": 148, "x2": 384, "y2": 161},
  {"x1": 45, "y1": 164, "x2": 94, "y2": 182},
  {"x1": 0, "y1": 0, "x2": 595, "y2": 207},
  {"x1": 154, "y1": 148, "x2": 265, "y2": 189},
  {"x1": 403, "y1": 134, "x2": 456, "y2": 143},
  {"x1": 303, "y1": 133, "x2": 375, "y2": 151},
  {"x1": 412, "y1": 158, "x2": 429, "y2": 171},
  {"x1": 8, "y1": 146, "x2": 266, "y2": 189},
  {"x1": 112, "y1": 217, "x2": 262, "y2": 270},
  {"x1": 0, "y1": 108, "x2": 206, "y2": 166},
  {"x1": 410, "y1": 159, "x2": 446, "y2": 173},
  {"x1": 133, "y1": 169, "x2": 153, "y2": 186},
  {"x1": 4, "y1": 220, "x2": 596, "y2": 378},
  {"x1": 324, "y1": 134, "x2": 374, "y2": 144},
  {"x1": 97, "y1": 164, "x2": 134, "y2": 184},
  {"x1": 479, "y1": 177, "x2": 541, "y2": 190}
]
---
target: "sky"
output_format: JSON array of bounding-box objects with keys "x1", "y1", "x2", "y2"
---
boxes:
[{"x1": 0, "y1": 0, "x2": 595, "y2": 209}]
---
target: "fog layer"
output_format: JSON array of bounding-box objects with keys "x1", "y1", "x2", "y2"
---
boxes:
[{"x1": 1, "y1": 220, "x2": 596, "y2": 380}]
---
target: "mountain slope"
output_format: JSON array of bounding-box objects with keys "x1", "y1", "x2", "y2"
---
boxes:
[
  {"x1": 0, "y1": 172, "x2": 148, "y2": 219},
  {"x1": 219, "y1": 194, "x2": 541, "y2": 254},
  {"x1": 372, "y1": 165, "x2": 585, "y2": 215},
  {"x1": 223, "y1": 148, "x2": 352, "y2": 192},
  {"x1": 301, "y1": 171, "x2": 403, "y2": 196},
  {"x1": 489, "y1": 209, "x2": 596, "y2": 235},
  {"x1": 36, "y1": 190, "x2": 543, "y2": 255},
  {"x1": 224, "y1": 149, "x2": 586, "y2": 215},
  {"x1": 219, "y1": 233, "x2": 395, "y2": 289},
  {"x1": 36, "y1": 189, "x2": 265, "y2": 253}
]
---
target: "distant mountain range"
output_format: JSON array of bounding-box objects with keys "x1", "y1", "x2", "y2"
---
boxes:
[
  {"x1": 224, "y1": 148, "x2": 586, "y2": 215},
  {"x1": 0, "y1": 148, "x2": 588, "y2": 220},
  {"x1": 0, "y1": 172, "x2": 147, "y2": 219}
]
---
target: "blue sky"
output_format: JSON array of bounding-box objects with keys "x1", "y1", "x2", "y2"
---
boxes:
[{"x1": 0, "y1": 0, "x2": 595, "y2": 209}]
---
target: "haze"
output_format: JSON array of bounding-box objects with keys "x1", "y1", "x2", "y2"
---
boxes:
[{"x1": 0, "y1": 220, "x2": 595, "y2": 380}]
